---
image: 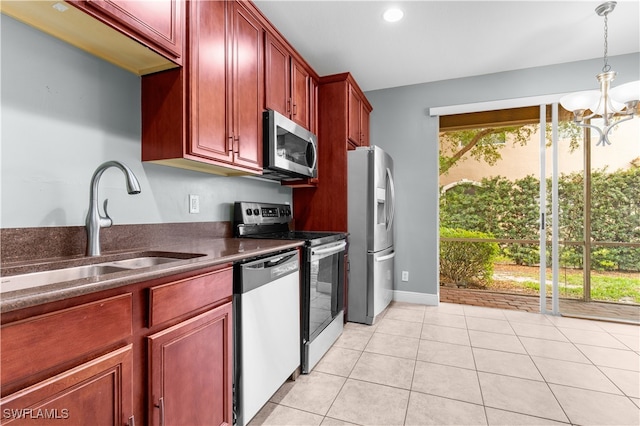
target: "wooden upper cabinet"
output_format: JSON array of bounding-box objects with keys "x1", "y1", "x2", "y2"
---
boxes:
[
  {"x1": 230, "y1": 1, "x2": 264, "y2": 171},
  {"x1": 347, "y1": 85, "x2": 372, "y2": 149},
  {"x1": 265, "y1": 34, "x2": 291, "y2": 117},
  {"x1": 264, "y1": 32, "x2": 312, "y2": 130},
  {"x1": 141, "y1": 0, "x2": 263, "y2": 176},
  {"x1": 69, "y1": 0, "x2": 183, "y2": 65},
  {"x1": 293, "y1": 72, "x2": 371, "y2": 231},
  {"x1": 291, "y1": 58, "x2": 310, "y2": 129},
  {"x1": 188, "y1": 0, "x2": 231, "y2": 164}
]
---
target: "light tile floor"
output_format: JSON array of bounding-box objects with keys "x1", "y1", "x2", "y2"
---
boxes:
[{"x1": 249, "y1": 302, "x2": 640, "y2": 426}]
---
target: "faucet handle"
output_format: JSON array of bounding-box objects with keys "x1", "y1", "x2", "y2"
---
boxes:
[{"x1": 101, "y1": 199, "x2": 113, "y2": 228}]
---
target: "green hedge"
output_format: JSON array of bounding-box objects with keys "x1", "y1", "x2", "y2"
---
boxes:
[
  {"x1": 440, "y1": 168, "x2": 640, "y2": 271},
  {"x1": 440, "y1": 227, "x2": 499, "y2": 286}
]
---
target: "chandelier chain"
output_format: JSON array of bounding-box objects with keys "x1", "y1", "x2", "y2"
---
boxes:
[{"x1": 602, "y1": 12, "x2": 610, "y2": 73}]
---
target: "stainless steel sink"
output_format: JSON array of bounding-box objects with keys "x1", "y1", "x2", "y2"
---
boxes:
[
  {"x1": 108, "y1": 256, "x2": 186, "y2": 269},
  {"x1": 0, "y1": 252, "x2": 205, "y2": 294},
  {"x1": 1, "y1": 265, "x2": 130, "y2": 293}
]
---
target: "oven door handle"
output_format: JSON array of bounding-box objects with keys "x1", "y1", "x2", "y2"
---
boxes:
[{"x1": 311, "y1": 241, "x2": 347, "y2": 258}]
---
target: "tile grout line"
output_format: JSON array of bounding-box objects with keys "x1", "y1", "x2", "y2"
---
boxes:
[
  {"x1": 508, "y1": 314, "x2": 574, "y2": 425},
  {"x1": 402, "y1": 307, "x2": 426, "y2": 426},
  {"x1": 462, "y1": 307, "x2": 492, "y2": 426}
]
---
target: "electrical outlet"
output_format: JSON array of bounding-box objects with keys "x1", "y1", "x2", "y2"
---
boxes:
[
  {"x1": 401, "y1": 271, "x2": 409, "y2": 282},
  {"x1": 189, "y1": 194, "x2": 200, "y2": 214}
]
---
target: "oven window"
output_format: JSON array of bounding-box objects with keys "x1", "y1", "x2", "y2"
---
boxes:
[{"x1": 307, "y1": 247, "x2": 344, "y2": 341}]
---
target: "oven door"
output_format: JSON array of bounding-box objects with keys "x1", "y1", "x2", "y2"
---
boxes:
[{"x1": 303, "y1": 239, "x2": 346, "y2": 341}]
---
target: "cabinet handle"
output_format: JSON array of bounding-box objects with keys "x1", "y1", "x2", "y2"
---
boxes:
[
  {"x1": 293, "y1": 103, "x2": 297, "y2": 116},
  {"x1": 155, "y1": 397, "x2": 165, "y2": 426},
  {"x1": 287, "y1": 98, "x2": 291, "y2": 113},
  {"x1": 233, "y1": 136, "x2": 240, "y2": 154},
  {"x1": 228, "y1": 135, "x2": 234, "y2": 153},
  {"x1": 127, "y1": 415, "x2": 135, "y2": 426}
]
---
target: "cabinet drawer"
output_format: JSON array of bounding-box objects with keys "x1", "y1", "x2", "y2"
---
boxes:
[
  {"x1": 149, "y1": 267, "x2": 232, "y2": 327},
  {"x1": 1, "y1": 294, "x2": 132, "y2": 386}
]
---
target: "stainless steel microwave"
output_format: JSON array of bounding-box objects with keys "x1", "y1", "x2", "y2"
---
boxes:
[{"x1": 263, "y1": 110, "x2": 318, "y2": 180}]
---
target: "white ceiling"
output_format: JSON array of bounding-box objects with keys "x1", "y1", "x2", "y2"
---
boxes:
[{"x1": 252, "y1": 0, "x2": 640, "y2": 92}]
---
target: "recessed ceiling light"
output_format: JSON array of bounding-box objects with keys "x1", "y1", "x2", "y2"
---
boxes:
[
  {"x1": 383, "y1": 7, "x2": 404, "y2": 23},
  {"x1": 52, "y1": 2, "x2": 69, "y2": 12}
]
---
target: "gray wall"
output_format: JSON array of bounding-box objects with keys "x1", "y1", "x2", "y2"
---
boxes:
[
  {"x1": 1, "y1": 15, "x2": 291, "y2": 229},
  {"x1": 365, "y1": 52, "x2": 640, "y2": 298}
]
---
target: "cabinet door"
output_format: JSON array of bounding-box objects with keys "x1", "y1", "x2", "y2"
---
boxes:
[
  {"x1": 187, "y1": 0, "x2": 233, "y2": 164},
  {"x1": 148, "y1": 303, "x2": 233, "y2": 426},
  {"x1": 1, "y1": 345, "x2": 134, "y2": 426},
  {"x1": 264, "y1": 34, "x2": 291, "y2": 117},
  {"x1": 360, "y1": 104, "x2": 370, "y2": 147},
  {"x1": 309, "y1": 76, "x2": 318, "y2": 135},
  {"x1": 82, "y1": 0, "x2": 183, "y2": 61},
  {"x1": 230, "y1": 2, "x2": 263, "y2": 171},
  {"x1": 291, "y1": 58, "x2": 310, "y2": 129},
  {"x1": 348, "y1": 85, "x2": 362, "y2": 147}
]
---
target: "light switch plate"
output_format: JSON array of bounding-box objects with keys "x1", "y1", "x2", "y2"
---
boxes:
[{"x1": 189, "y1": 194, "x2": 200, "y2": 214}]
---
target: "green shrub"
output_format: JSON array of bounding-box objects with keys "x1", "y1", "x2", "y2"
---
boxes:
[
  {"x1": 440, "y1": 227, "x2": 499, "y2": 287},
  {"x1": 440, "y1": 168, "x2": 640, "y2": 271}
]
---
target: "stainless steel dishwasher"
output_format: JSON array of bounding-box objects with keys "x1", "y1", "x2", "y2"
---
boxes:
[{"x1": 233, "y1": 250, "x2": 300, "y2": 426}]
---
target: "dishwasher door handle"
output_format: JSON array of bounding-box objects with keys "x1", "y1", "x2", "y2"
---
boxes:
[
  {"x1": 239, "y1": 250, "x2": 299, "y2": 293},
  {"x1": 244, "y1": 252, "x2": 297, "y2": 270}
]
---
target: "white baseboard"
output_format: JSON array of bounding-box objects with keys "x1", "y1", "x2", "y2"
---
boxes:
[{"x1": 393, "y1": 290, "x2": 439, "y2": 306}]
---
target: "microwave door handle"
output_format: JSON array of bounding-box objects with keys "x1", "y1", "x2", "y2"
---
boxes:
[{"x1": 309, "y1": 137, "x2": 318, "y2": 171}]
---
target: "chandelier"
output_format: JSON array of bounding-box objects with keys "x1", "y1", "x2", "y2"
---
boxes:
[{"x1": 559, "y1": 1, "x2": 639, "y2": 146}]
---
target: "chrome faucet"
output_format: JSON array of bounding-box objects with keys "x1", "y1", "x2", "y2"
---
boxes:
[{"x1": 86, "y1": 161, "x2": 141, "y2": 256}]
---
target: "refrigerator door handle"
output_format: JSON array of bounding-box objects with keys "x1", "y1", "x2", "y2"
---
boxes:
[
  {"x1": 386, "y1": 167, "x2": 396, "y2": 231},
  {"x1": 375, "y1": 251, "x2": 396, "y2": 262}
]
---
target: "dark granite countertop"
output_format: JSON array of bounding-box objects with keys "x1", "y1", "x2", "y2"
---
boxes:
[{"x1": 0, "y1": 236, "x2": 304, "y2": 313}]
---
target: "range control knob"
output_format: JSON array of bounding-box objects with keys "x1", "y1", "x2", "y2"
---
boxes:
[
  {"x1": 253, "y1": 208, "x2": 260, "y2": 216},
  {"x1": 245, "y1": 208, "x2": 253, "y2": 216}
]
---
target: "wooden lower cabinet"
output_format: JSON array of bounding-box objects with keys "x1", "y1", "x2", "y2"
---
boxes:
[
  {"x1": 1, "y1": 345, "x2": 133, "y2": 426},
  {"x1": 0, "y1": 265, "x2": 233, "y2": 426},
  {"x1": 148, "y1": 302, "x2": 233, "y2": 426}
]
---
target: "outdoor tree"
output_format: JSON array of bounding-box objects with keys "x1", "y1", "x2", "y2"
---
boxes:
[{"x1": 439, "y1": 123, "x2": 581, "y2": 176}]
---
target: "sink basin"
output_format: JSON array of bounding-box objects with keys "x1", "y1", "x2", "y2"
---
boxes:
[
  {"x1": 0, "y1": 252, "x2": 205, "y2": 294},
  {"x1": 1, "y1": 264, "x2": 130, "y2": 293},
  {"x1": 108, "y1": 257, "x2": 186, "y2": 269}
]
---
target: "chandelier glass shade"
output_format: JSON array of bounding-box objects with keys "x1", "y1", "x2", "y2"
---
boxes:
[{"x1": 559, "y1": 1, "x2": 639, "y2": 146}]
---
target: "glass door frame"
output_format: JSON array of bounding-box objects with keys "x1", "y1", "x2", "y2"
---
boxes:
[{"x1": 433, "y1": 95, "x2": 564, "y2": 315}]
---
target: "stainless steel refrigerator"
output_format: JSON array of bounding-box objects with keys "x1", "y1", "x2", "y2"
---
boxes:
[{"x1": 347, "y1": 145, "x2": 396, "y2": 324}]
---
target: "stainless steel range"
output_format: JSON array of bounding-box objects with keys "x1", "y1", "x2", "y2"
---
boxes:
[{"x1": 234, "y1": 201, "x2": 346, "y2": 374}]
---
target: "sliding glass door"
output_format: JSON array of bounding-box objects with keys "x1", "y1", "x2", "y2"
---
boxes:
[
  {"x1": 552, "y1": 113, "x2": 640, "y2": 321},
  {"x1": 439, "y1": 103, "x2": 639, "y2": 322}
]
